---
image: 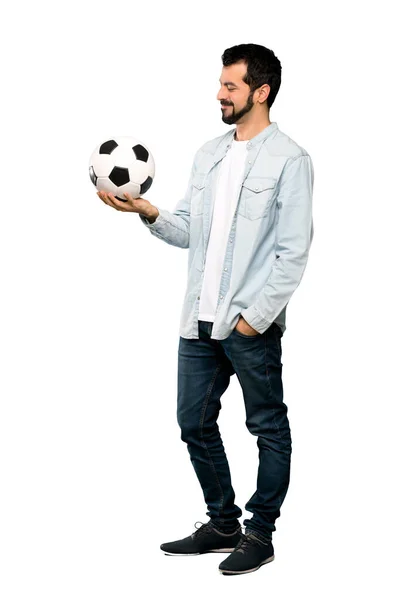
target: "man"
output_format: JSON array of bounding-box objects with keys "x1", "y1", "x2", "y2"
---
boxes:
[{"x1": 98, "y1": 43, "x2": 314, "y2": 576}]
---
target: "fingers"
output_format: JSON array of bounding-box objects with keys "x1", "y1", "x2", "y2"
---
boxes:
[
  {"x1": 122, "y1": 192, "x2": 142, "y2": 202},
  {"x1": 97, "y1": 191, "x2": 109, "y2": 205},
  {"x1": 97, "y1": 190, "x2": 128, "y2": 211}
]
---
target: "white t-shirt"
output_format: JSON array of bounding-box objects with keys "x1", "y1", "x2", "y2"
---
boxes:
[{"x1": 198, "y1": 138, "x2": 248, "y2": 322}]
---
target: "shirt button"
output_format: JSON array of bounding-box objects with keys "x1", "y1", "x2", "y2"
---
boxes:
[
  {"x1": 248, "y1": 160, "x2": 252, "y2": 163},
  {"x1": 197, "y1": 296, "x2": 200, "y2": 300},
  {"x1": 229, "y1": 238, "x2": 232, "y2": 243},
  {"x1": 220, "y1": 295, "x2": 223, "y2": 299},
  {"x1": 224, "y1": 267, "x2": 228, "y2": 271},
  {"x1": 255, "y1": 186, "x2": 259, "y2": 190}
]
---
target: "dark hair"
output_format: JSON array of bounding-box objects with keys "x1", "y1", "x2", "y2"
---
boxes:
[{"x1": 221, "y1": 43, "x2": 281, "y2": 109}]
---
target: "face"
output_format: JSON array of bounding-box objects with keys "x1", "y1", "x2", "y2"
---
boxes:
[{"x1": 216, "y1": 62, "x2": 269, "y2": 126}]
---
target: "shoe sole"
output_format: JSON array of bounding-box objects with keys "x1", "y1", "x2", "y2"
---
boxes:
[
  {"x1": 219, "y1": 554, "x2": 275, "y2": 575},
  {"x1": 162, "y1": 547, "x2": 237, "y2": 556}
]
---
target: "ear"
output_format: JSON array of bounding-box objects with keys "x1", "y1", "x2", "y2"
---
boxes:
[{"x1": 258, "y1": 83, "x2": 270, "y2": 104}]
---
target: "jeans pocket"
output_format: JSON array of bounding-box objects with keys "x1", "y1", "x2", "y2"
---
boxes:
[{"x1": 233, "y1": 327, "x2": 262, "y2": 339}]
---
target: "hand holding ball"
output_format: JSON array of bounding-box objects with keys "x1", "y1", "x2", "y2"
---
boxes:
[{"x1": 97, "y1": 189, "x2": 158, "y2": 217}]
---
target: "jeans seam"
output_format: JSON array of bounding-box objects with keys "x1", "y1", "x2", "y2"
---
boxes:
[
  {"x1": 264, "y1": 333, "x2": 283, "y2": 444},
  {"x1": 198, "y1": 363, "x2": 225, "y2": 515},
  {"x1": 273, "y1": 323, "x2": 283, "y2": 359},
  {"x1": 264, "y1": 331, "x2": 285, "y2": 509}
]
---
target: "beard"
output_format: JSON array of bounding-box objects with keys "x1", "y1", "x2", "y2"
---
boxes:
[{"x1": 221, "y1": 93, "x2": 255, "y2": 125}]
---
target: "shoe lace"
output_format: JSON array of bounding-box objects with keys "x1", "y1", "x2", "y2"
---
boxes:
[
  {"x1": 234, "y1": 532, "x2": 266, "y2": 554},
  {"x1": 192, "y1": 520, "x2": 244, "y2": 539},
  {"x1": 191, "y1": 521, "x2": 214, "y2": 539}
]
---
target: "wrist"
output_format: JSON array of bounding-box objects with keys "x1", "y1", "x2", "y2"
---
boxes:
[{"x1": 146, "y1": 206, "x2": 159, "y2": 223}]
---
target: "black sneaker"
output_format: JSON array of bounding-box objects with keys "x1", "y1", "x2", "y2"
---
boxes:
[
  {"x1": 218, "y1": 531, "x2": 275, "y2": 575},
  {"x1": 160, "y1": 520, "x2": 243, "y2": 556}
]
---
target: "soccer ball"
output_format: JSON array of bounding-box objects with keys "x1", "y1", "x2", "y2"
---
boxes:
[{"x1": 89, "y1": 136, "x2": 155, "y2": 202}]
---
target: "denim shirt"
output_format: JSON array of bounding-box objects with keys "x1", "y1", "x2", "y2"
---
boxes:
[{"x1": 139, "y1": 121, "x2": 314, "y2": 340}]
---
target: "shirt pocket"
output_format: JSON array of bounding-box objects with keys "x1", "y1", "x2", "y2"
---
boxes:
[
  {"x1": 191, "y1": 172, "x2": 206, "y2": 216},
  {"x1": 239, "y1": 176, "x2": 277, "y2": 220}
]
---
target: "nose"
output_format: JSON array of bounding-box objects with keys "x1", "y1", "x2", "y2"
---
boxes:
[{"x1": 216, "y1": 88, "x2": 228, "y2": 103}]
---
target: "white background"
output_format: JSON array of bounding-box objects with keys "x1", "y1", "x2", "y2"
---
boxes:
[{"x1": 1, "y1": 0, "x2": 399, "y2": 597}]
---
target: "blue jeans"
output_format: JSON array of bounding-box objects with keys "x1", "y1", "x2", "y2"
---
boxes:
[{"x1": 177, "y1": 319, "x2": 291, "y2": 541}]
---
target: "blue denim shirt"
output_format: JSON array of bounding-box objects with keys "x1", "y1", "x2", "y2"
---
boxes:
[{"x1": 139, "y1": 121, "x2": 314, "y2": 339}]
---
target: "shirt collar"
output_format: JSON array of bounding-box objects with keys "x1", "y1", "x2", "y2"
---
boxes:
[{"x1": 228, "y1": 121, "x2": 278, "y2": 149}]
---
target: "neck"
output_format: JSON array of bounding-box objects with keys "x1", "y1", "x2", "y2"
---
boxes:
[{"x1": 235, "y1": 117, "x2": 272, "y2": 142}]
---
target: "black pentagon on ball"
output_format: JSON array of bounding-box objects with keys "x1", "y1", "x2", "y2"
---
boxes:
[
  {"x1": 89, "y1": 165, "x2": 98, "y2": 185},
  {"x1": 133, "y1": 144, "x2": 149, "y2": 162},
  {"x1": 140, "y1": 176, "x2": 153, "y2": 195},
  {"x1": 109, "y1": 166, "x2": 130, "y2": 187},
  {"x1": 99, "y1": 140, "x2": 118, "y2": 154}
]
